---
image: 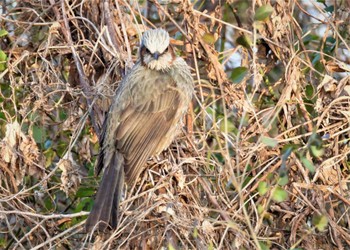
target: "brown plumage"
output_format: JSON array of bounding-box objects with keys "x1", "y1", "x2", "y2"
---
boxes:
[{"x1": 85, "y1": 29, "x2": 194, "y2": 232}]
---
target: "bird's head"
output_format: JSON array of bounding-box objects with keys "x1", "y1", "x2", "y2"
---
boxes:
[{"x1": 140, "y1": 29, "x2": 175, "y2": 71}]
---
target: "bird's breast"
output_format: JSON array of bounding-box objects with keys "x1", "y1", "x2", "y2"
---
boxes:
[{"x1": 127, "y1": 66, "x2": 177, "y2": 103}]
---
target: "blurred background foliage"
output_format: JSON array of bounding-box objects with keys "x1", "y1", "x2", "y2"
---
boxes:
[{"x1": 0, "y1": 0, "x2": 350, "y2": 249}]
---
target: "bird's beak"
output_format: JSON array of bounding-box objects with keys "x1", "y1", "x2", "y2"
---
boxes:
[{"x1": 153, "y1": 52, "x2": 160, "y2": 60}]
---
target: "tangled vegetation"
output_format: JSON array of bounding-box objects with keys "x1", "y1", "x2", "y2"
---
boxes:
[{"x1": 1, "y1": 0, "x2": 350, "y2": 249}]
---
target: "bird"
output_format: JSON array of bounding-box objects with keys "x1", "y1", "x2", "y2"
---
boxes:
[{"x1": 85, "y1": 28, "x2": 194, "y2": 232}]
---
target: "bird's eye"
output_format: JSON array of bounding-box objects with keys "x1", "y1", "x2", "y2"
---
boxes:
[{"x1": 164, "y1": 47, "x2": 169, "y2": 53}]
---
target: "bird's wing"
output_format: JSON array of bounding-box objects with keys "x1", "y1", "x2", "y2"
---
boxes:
[
  {"x1": 95, "y1": 115, "x2": 108, "y2": 176},
  {"x1": 115, "y1": 87, "x2": 181, "y2": 182}
]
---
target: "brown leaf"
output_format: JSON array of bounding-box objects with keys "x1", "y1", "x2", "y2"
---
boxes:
[
  {"x1": 58, "y1": 155, "x2": 81, "y2": 196},
  {"x1": 0, "y1": 122, "x2": 46, "y2": 187},
  {"x1": 325, "y1": 60, "x2": 350, "y2": 73},
  {"x1": 79, "y1": 135, "x2": 92, "y2": 162}
]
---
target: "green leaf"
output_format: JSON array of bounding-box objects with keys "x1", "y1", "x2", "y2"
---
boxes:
[
  {"x1": 272, "y1": 187, "x2": 288, "y2": 202},
  {"x1": 261, "y1": 136, "x2": 278, "y2": 147},
  {"x1": 303, "y1": 34, "x2": 319, "y2": 44},
  {"x1": 44, "y1": 196, "x2": 55, "y2": 211},
  {"x1": 324, "y1": 5, "x2": 334, "y2": 13},
  {"x1": 281, "y1": 144, "x2": 298, "y2": 159},
  {"x1": 312, "y1": 214, "x2": 328, "y2": 231},
  {"x1": 278, "y1": 175, "x2": 289, "y2": 186},
  {"x1": 312, "y1": 53, "x2": 321, "y2": 65},
  {"x1": 0, "y1": 29, "x2": 8, "y2": 37},
  {"x1": 75, "y1": 198, "x2": 93, "y2": 212},
  {"x1": 0, "y1": 50, "x2": 7, "y2": 71},
  {"x1": 231, "y1": 67, "x2": 248, "y2": 83},
  {"x1": 0, "y1": 50, "x2": 7, "y2": 61},
  {"x1": 254, "y1": 4, "x2": 274, "y2": 21},
  {"x1": 193, "y1": 227, "x2": 198, "y2": 238},
  {"x1": 32, "y1": 125, "x2": 46, "y2": 144},
  {"x1": 258, "y1": 181, "x2": 269, "y2": 196},
  {"x1": 44, "y1": 148, "x2": 56, "y2": 167},
  {"x1": 258, "y1": 241, "x2": 270, "y2": 250},
  {"x1": 305, "y1": 84, "x2": 314, "y2": 99},
  {"x1": 326, "y1": 36, "x2": 336, "y2": 44},
  {"x1": 219, "y1": 119, "x2": 236, "y2": 133},
  {"x1": 169, "y1": 244, "x2": 176, "y2": 250},
  {"x1": 310, "y1": 145, "x2": 324, "y2": 157},
  {"x1": 75, "y1": 187, "x2": 96, "y2": 198},
  {"x1": 59, "y1": 109, "x2": 68, "y2": 120},
  {"x1": 300, "y1": 157, "x2": 315, "y2": 173},
  {"x1": 257, "y1": 204, "x2": 264, "y2": 214},
  {"x1": 236, "y1": 35, "x2": 252, "y2": 48},
  {"x1": 208, "y1": 241, "x2": 214, "y2": 250},
  {"x1": 0, "y1": 237, "x2": 7, "y2": 248},
  {"x1": 202, "y1": 32, "x2": 216, "y2": 45},
  {"x1": 242, "y1": 176, "x2": 252, "y2": 189}
]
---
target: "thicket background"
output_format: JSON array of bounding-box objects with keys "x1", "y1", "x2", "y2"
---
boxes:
[{"x1": 1, "y1": 0, "x2": 350, "y2": 249}]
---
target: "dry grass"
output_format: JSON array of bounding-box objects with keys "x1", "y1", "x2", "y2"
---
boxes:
[{"x1": 1, "y1": 0, "x2": 350, "y2": 249}]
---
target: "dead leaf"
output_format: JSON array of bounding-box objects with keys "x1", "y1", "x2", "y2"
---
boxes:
[
  {"x1": 0, "y1": 121, "x2": 46, "y2": 187},
  {"x1": 79, "y1": 135, "x2": 91, "y2": 162},
  {"x1": 318, "y1": 75, "x2": 337, "y2": 92},
  {"x1": 58, "y1": 154, "x2": 81, "y2": 196},
  {"x1": 202, "y1": 220, "x2": 214, "y2": 234},
  {"x1": 174, "y1": 168, "x2": 185, "y2": 190}
]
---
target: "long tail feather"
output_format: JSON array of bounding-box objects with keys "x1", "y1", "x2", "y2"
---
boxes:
[{"x1": 85, "y1": 152, "x2": 124, "y2": 232}]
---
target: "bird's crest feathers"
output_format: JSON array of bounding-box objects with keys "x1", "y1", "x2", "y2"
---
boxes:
[{"x1": 142, "y1": 29, "x2": 170, "y2": 54}]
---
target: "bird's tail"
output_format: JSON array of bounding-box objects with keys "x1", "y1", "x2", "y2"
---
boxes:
[{"x1": 85, "y1": 152, "x2": 124, "y2": 232}]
